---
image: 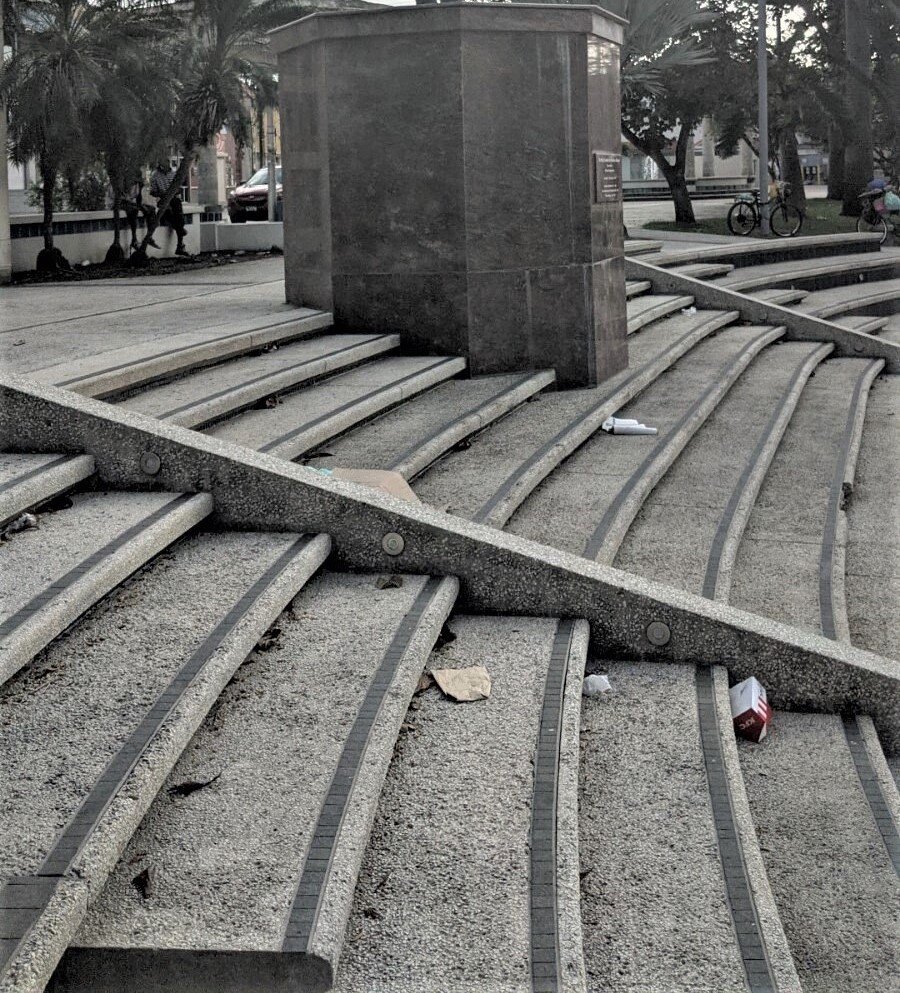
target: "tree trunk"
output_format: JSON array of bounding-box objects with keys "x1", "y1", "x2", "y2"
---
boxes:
[
  {"x1": 623, "y1": 123, "x2": 697, "y2": 224},
  {"x1": 827, "y1": 121, "x2": 846, "y2": 200},
  {"x1": 40, "y1": 161, "x2": 55, "y2": 252},
  {"x1": 780, "y1": 127, "x2": 807, "y2": 208},
  {"x1": 841, "y1": 0, "x2": 873, "y2": 215}
]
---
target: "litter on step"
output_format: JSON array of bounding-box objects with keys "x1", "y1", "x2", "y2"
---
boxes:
[
  {"x1": 730, "y1": 676, "x2": 772, "y2": 742},
  {"x1": 601, "y1": 416, "x2": 658, "y2": 436}
]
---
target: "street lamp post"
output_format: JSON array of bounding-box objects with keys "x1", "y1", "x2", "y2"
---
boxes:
[
  {"x1": 757, "y1": 0, "x2": 770, "y2": 236},
  {"x1": 266, "y1": 106, "x2": 278, "y2": 223}
]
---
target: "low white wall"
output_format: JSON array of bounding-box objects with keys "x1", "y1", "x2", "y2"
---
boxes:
[
  {"x1": 10, "y1": 206, "x2": 203, "y2": 272},
  {"x1": 199, "y1": 220, "x2": 283, "y2": 253}
]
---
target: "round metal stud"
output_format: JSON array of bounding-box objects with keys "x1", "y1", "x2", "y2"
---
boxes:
[
  {"x1": 139, "y1": 451, "x2": 162, "y2": 476},
  {"x1": 646, "y1": 620, "x2": 671, "y2": 647},
  {"x1": 381, "y1": 532, "x2": 405, "y2": 556}
]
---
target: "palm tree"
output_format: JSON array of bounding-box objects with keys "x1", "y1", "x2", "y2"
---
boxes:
[
  {"x1": 1, "y1": 0, "x2": 153, "y2": 270},
  {"x1": 138, "y1": 0, "x2": 314, "y2": 254}
]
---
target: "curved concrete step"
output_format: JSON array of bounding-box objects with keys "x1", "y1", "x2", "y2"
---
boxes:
[
  {"x1": 413, "y1": 308, "x2": 741, "y2": 526},
  {"x1": 716, "y1": 253, "x2": 900, "y2": 294},
  {"x1": 844, "y1": 370, "x2": 899, "y2": 659},
  {"x1": 311, "y1": 370, "x2": 555, "y2": 480},
  {"x1": 59, "y1": 573, "x2": 458, "y2": 993},
  {"x1": 839, "y1": 314, "x2": 890, "y2": 334},
  {"x1": 205, "y1": 355, "x2": 466, "y2": 461},
  {"x1": 728, "y1": 358, "x2": 884, "y2": 642},
  {"x1": 624, "y1": 239, "x2": 664, "y2": 256},
  {"x1": 0, "y1": 490, "x2": 212, "y2": 686},
  {"x1": 612, "y1": 341, "x2": 832, "y2": 601},
  {"x1": 625, "y1": 279, "x2": 652, "y2": 299},
  {"x1": 333, "y1": 616, "x2": 589, "y2": 993},
  {"x1": 672, "y1": 262, "x2": 735, "y2": 279},
  {"x1": 0, "y1": 530, "x2": 329, "y2": 992},
  {"x1": 627, "y1": 293, "x2": 695, "y2": 334},
  {"x1": 32, "y1": 310, "x2": 332, "y2": 399},
  {"x1": 645, "y1": 233, "x2": 883, "y2": 270},
  {"x1": 794, "y1": 277, "x2": 900, "y2": 321},
  {"x1": 751, "y1": 288, "x2": 810, "y2": 306},
  {"x1": 579, "y1": 662, "x2": 800, "y2": 993},
  {"x1": 504, "y1": 325, "x2": 784, "y2": 563},
  {"x1": 119, "y1": 333, "x2": 400, "y2": 429},
  {"x1": 0, "y1": 454, "x2": 94, "y2": 529},
  {"x1": 738, "y1": 711, "x2": 900, "y2": 991}
]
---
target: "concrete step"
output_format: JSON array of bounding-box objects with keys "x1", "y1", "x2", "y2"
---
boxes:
[
  {"x1": 0, "y1": 490, "x2": 212, "y2": 686},
  {"x1": 60, "y1": 573, "x2": 458, "y2": 992},
  {"x1": 579, "y1": 662, "x2": 799, "y2": 993},
  {"x1": 644, "y1": 232, "x2": 883, "y2": 270},
  {"x1": 0, "y1": 454, "x2": 95, "y2": 528},
  {"x1": 505, "y1": 325, "x2": 784, "y2": 563},
  {"x1": 625, "y1": 279, "x2": 652, "y2": 299},
  {"x1": 118, "y1": 332, "x2": 400, "y2": 429},
  {"x1": 0, "y1": 530, "x2": 330, "y2": 990},
  {"x1": 844, "y1": 370, "x2": 899, "y2": 659},
  {"x1": 672, "y1": 262, "x2": 735, "y2": 279},
  {"x1": 751, "y1": 288, "x2": 810, "y2": 306},
  {"x1": 728, "y1": 358, "x2": 884, "y2": 641},
  {"x1": 205, "y1": 355, "x2": 467, "y2": 462},
  {"x1": 31, "y1": 310, "x2": 333, "y2": 399},
  {"x1": 716, "y1": 252, "x2": 900, "y2": 294},
  {"x1": 412, "y1": 308, "x2": 741, "y2": 526},
  {"x1": 624, "y1": 239, "x2": 664, "y2": 256},
  {"x1": 627, "y1": 293, "x2": 695, "y2": 334},
  {"x1": 310, "y1": 370, "x2": 555, "y2": 480},
  {"x1": 795, "y1": 277, "x2": 900, "y2": 321},
  {"x1": 839, "y1": 314, "x2": 891, "y2": 334},
  {"x1": 333, "y1": 616, "x2": 589, "y2": 992},
  {"x1": 614, "y1": 341, "x2": 832, "y2": 600},
  {"x1": 738, "y1": 711, "x2": 900, "y2": 991}
]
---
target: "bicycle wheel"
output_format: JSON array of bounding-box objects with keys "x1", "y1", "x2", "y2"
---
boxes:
[
  {"x1": 856, "y1": 214, "x2": 888, "y2": 245},
  {"x1": 771, "y1": 202, "x2": 803, "y2": 237},
  {"x1": 727, "y1": 201, "x2": 756, "y2": 236}
]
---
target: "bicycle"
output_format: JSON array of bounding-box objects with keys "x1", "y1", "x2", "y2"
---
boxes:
[
  {"x1": 727, "y1": 182, "x2": 804, "y2": 238},
  {"x1": 856, "y1": 188, "x2": 899, "y2": 245}
]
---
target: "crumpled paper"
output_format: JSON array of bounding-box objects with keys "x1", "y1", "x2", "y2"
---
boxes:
[{"x1": 430, "y1": 666, "x2": 492, "y2": 702}]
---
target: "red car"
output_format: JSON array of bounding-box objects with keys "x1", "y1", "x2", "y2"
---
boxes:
[{"x1": 227, "y1": 166, "x2": 283, "y2": 223}]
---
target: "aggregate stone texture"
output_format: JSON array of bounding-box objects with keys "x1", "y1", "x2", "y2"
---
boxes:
[
  {"x1": 716, "y1": 251, "x2": 900, "y2": 292},
  {"x1": 505, "y1": 325, "x2": 773, "y2": 557},
  {"x1": 844, "y1": 372, "x2": 900, "y2": 659},
  {"x1": 333, "y1": 615, "x2": 555, "y2": 992},
  {"x1": 738, "y1": 712, "x2": 900, "y2": 993},
  {"x1": 0, "y1": 489, "x2": 184, "y2": 626},
  {"x1": 0, "y1": 452, "x2": 66, "y2": 485},
  {"x1": 0, "y1": 530, "x2": 305, "y2": 879},
  {"x1": 118, "y1": 332, "x2": 394, "y2": 424},
  {"x1": 413, "y1": 310, "x2": 731, "y2": 517},
  {"x1": 729, "y1": 358, "x2": 874, "y2": 633},
  {"x1": 613, "y1": 341, "x2": 824, "y2": 593},
  {"x1": 75, "y1": 572, "x2": 431, "y2": 951},
  {"x1": 795, "y1": 277, "x2": 900, "y2": 318},
  {"x1": 204, "y1": 355, "x2": 460, "y2": 455},
  {"x1": 310, "y1": 372, "x2": 548, "y2": 477},
  {"x1": 2, "y1": 264, "x2": 289, "y2": 375},
  {"x1": 578, "y1": 662, "x2": 748, "y2": 992}
]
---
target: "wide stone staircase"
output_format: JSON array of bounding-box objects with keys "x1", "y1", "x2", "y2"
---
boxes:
[{"x1": 1, "y1": 233, "x2": 898, "y2": 993}]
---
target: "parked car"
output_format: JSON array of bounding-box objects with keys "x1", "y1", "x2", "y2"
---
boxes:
[{"x1": 227, "y1": 166, "x2": 283, "y2": 223}]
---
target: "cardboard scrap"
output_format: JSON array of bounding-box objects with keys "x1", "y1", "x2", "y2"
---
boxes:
[
  {"x1": 431, "y1": 666, "x2": 492, "y2": 702},
  {"x1": 730, "y1": 676, "x2": 772, "y2": 743},
  {"x1": 330, "y1": 468, "x2": 420, "y2": 504}
]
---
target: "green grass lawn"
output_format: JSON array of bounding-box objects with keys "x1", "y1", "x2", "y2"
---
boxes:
[{"x1": 645, "y1": 198, "x2": 861, "y2": 238}]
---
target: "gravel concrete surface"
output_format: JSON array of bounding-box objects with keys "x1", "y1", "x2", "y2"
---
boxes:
[
  {"x1": 613, "y1": 341, "x2": 824, "y2": 593},
  {"x1": 578, "y1": 662, "x2": 747, "y2": 993},
  {"x1": 76, "y1": 572, "x2": 431, "y2": 952},
  {"x1": 334, "y1": 615, "x2": 557, "y2": 993},
  {"x1": 729, "y1": 358, "x2": 873, "y2": 633},
  {"x1": 738, "y1": 712, "x2": 900, "y2": 993},
  {"x1": 119, "y1": 333, "x2": 394, "y2": 423},
  {"x1": 505, "y1": 326, "x2": 774, "y2": 557},
  {"x1": 204, "y1": 356, "x2": 459, "y2": 454},
  {"x1": 844, "y1": 371, "x2": 900, "y2": 659},
  {"x1": 795, "y1": 278, "x2": 900, "y2": 318},
  {"x1": 412, "y1": 310, "x2": 733, "y2": 518},
  {"x1": 312, "y1": 372, "x2": 548, "y2": 477},
  {"x1": 0, "y1": 530, "x2": 303, "y2": 879}
]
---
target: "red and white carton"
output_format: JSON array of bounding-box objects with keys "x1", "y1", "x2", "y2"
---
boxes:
[{"x1": 729, "y1": 677, "x2": 772, "y2": 743}]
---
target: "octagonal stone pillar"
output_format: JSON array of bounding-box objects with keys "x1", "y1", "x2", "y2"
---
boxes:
[{"x1": 272, "y1": 3, "x2": 627, "y2": 388}]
